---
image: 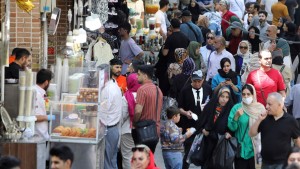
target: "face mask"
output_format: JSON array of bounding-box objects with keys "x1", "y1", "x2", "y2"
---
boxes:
[{"x1": 242, "y1": 97, "x2": 253, "y2": 105}]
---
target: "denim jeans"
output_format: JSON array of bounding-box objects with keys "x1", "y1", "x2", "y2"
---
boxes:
[
  {"x1": 261, "y1": 163, "x2": 284, "y2": 169},
  {"x1": 162, "y1": 151, "x2": 183, "y2": 169}
]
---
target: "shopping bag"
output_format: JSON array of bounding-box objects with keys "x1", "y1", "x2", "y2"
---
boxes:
[
  {"x1": 187, "y1": 134, "x2": 207, "y2": 166},
  {"x1": 212, "y1": 135, "x2": 238, "y2": 169}
]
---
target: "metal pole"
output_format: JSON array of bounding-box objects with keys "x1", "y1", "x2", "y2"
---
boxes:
[{"x1": 42, "y1": 12, "x2": 48, "y2": 69}]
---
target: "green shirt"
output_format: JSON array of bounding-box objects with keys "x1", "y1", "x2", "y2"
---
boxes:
[{"x1": 228, "y1": 103, "x2": 254, "y2": 159}]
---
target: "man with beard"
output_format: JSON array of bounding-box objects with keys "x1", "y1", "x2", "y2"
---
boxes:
[
  {"x1": 118, "y1": 22, "x2": 144, "y2": 75},
  {"x1": 248, "y1": 2, "x2": 260, "y2": 27},
  {"x1": 34, "y1": 69, "x2": 54, "y2": 140},
  {"x1": 110, "y1": 59, "x2": 127, "y2": 94},
  {"x1": 5, "y1": 48, "x2": 31, "y2": 79},
  {"x1": 257, "y1": 10, "x2": 270, "y2": 43}
]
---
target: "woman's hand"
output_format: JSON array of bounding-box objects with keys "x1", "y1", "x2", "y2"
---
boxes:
[
  {"x1": 225, "y1": 132, "x2": 232, "y2": 139},
  {"x1": 202, "y1": 129, "x2": 209, "y2": 136},
  {"x1": 234, "y1": 109, "x2": 244, "y2": 121}
]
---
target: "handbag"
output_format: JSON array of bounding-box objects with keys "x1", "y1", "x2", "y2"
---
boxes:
[
  {"x1": 134, "y1": 87, "x2": 159, "y2": 145},
  {"x1": 236, "y1": 124, "x2": 248, "y2": 158},
  {"x1": 190, "y1": 135, "x2": 208, "y2": 166}
]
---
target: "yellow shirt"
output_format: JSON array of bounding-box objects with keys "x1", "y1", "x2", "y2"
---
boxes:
[{"x1": 271, "y1": 1, "x2": 289, "y2": 26}]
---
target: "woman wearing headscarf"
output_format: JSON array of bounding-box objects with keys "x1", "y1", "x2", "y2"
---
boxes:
[
  {"x1": 169, "y1": 58, "x2": 196, "y2": 101},
  {"x1": 131, "y1": 144, "x2": 159, "y2": 169},
  {"x1": 247, "y1": 26, "x2": 261, "y2": 54},
  {"x1": 197, "y1": 15, "x2": 211, "y2": 46},
  {"x1": 188, "y1": 0, "x2": 203, "y2": 24},
  {"x1": 167, "y1": 48, "x2": 189, "y2": 84},
  {"x1": 120, "y1": 73, "x2": 142, "y2": 169},
  {"x1": 228, "y1": 84, "x2": 265, "y2": 169},
  {"x1": 234, "y1": 41, "x2": 252, "y2": 75},
  {"x1": 187, "y1": 41, "x2": 207, "y2": 73},
  {"x1": 211, "y1": 57, "x2": 242, "y2": 103},
  {"x1": 197, "y1": 87, "x2": 235, "y2": 169}
]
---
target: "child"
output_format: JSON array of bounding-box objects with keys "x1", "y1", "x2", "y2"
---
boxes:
[{"x1": 160, "y1": 106, "x2": 194, "y2": 169}]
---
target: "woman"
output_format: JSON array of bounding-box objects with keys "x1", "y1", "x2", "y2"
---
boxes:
[
  {"x1": 247, "y1": 26, "x2": 261, "y2": 54},
  {"x1": 131, "y1": 144, "x2": 158, "y2": 169},
  {"x1": 188, "y1": 0, "x2": 202, "y2": 24},
  {"x1": 187, "y1": 41, "x2": 206, "y2": 73},
  {"x1": 277, "y1": 17, "x2": 287, "y2": 38},
  {"x1": 228, "y1": 84, "x2": 265, "y2": 169},
  {"x1": 200, "y1": 32, "x2": 215, "y2": 68},
  {"x1": 120, "y1": 73, "x2": 141, "y2": 169},
  {"x1": 167, "y1": 48, "x2": 188, "y2": 83},
  {"x1": 197, "y1": 15, "x2": 211, "y2": 46},
  {"x1": 234, "y1": 41, "x2": 252, "y2": 75},
  {"x1": 283, "y1": 22, "x2": 300, "y2": 64},
  {"x1": 197, "y1": 87, "x2": 234, "y2": 169},
  {"x1": 211, "y1": 57, "x2": 242, "y2": 103}
]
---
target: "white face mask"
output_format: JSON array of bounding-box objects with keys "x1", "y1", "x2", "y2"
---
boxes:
[{"x1": 242, "y1": 97, "x2": 253, "y2": 105}]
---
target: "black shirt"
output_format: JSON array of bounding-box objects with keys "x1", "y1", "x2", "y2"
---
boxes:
[
  {"x1": 164, "y1": 31, "x2": 190, "y2": 64},
  {"x1": 258, "y1": 113, "x2": 300, "y2": 164},
  {"x1": 5, "y1": 62, "x2": 22, "y2": 79}
]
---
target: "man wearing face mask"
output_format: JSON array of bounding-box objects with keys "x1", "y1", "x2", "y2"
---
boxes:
[
  {"x1": 178, "y1": 70, "x2": 212, "y2": 169},
  {"x1": 34, "y1": 69, "x2": 54, "y2": 140}
]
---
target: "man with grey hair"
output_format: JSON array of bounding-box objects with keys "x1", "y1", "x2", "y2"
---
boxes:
[
  {"x1": 250, "y1": 92, "x2": 300, "y2": 169},
  {"x1": 246, "y1": 49, "x2": 286, "y2": 106}
]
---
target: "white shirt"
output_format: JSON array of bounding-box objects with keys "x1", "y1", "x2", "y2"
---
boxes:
[
  {"x1": 206, "y1": 49, "x2": 236, "y2": 81},
  {"x1": 200, "y1": 46, "x2": 213, "y2": 67},
  {"x1": 229, "y1": 0, "x2": 245, "y2": 19},
  {"x1": 34, "y1": 85, "x2": 49, "y2": 140},
  {"x1": 93, "y1": 41, "x2": 114, "y2": 66},
  {"x1": 155, "y1": 10, "x2": 167, "y2": 35},
  {"x1": 261, "y1": 0, "x2": 277, "y2": 22},
  {"x1": 121, "y1": 93, "x2": 137, "y2": 134},
  {"x1": 192, "y1": 88, "x2": 203, "y2": 106},
  {"x1": 99, "y1": 79, "x2": 122, "y2": 126}
]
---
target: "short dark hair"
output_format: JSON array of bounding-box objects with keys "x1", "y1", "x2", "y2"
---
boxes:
[
  {"x1": 258, "y1": 10, "x2": 268, "y2": 17},
  {"x1": 36, "y1": 69, "x2": 53, "y2": 84},
  {"x1": 137, "y1": 65, "x2": 154, "y2": 79},
  {"x1": 159, "y1": 0, "x2": 169, "y2": 9},
  {"x1": 0, "y1": 156, "x2": 21, "y2": 169},
  {"x1": 110, "y1": 58, "x2": 123, "y2": 66},
  {"x1": 220, "y1": 57, "x2": 231, "y2": 68},
  {"x1": 119, "y1": 22, "x2": 131, "y2": 34},
  {"x1": 166, "y1": 106, "x2": 180, "y2": 119},
  {"x1": 132, "y1": 60, "x2": 144, "y2": 72},
  {"x1": 252, "y1": 2, "x2": 260, "y2": 11},
  {"x1": 11, "y1": 48, "x2": 21, "y2": 56},
  {"x1": 50, "y1": 145, "x2": 74, "y2": 166},
  {"x1": 15, "y1": 48, "x2": 30, "y2": 60},
  {"x1": 245, "y1": 2, "x2": 251, "y2": 8},
  {"x1": 171, "y1": 18, "x2": 181, "y2": 29}
]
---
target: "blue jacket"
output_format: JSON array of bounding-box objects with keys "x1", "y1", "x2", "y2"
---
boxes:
[{"x1": 180, "y1": 21, "x2": 204, "y2": 44}]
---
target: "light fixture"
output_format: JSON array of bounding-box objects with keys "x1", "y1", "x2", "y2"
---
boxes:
[{"x1": 85, "y1": 13, "x2": 102, "y2": 31}]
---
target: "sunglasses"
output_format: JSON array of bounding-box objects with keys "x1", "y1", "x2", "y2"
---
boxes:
[
  {"x1": 239, "y1": 46, "x2": 248, "y2": 49},
  {"x1": 132, "y1": 147, "x2": 145, "y2": 152},
  {"x1": 207, "y1": 36, "x2": 214, "y2": 40}
]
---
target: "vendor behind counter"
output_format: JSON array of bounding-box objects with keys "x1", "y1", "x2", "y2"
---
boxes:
[{"x1": 5, "y1": 48, "x2": 31, "y2": 79}]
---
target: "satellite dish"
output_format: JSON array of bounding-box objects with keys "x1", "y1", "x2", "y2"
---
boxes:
[
  {"x1": 48, "y1": 7, "x2": 61, "y2": 35},
  {"x1": 0, "y1": 106, "x2": 13, "y2": 131}
]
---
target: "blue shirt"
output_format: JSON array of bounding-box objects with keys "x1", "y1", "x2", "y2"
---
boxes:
[
  {"x1": 285, "y1": 84, "x2": 300, "y2": 118},
  {"x1": 180, "y1": 21, "x2": 204, "y2": 44}
]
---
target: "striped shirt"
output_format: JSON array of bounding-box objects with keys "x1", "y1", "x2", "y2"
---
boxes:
[{"x1": 136, "y1": 82, "x2": 163, "y2": 135}]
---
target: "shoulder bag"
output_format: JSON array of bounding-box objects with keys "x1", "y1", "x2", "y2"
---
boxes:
[
  {"x1": 184, "y1": 22, "x2": 200, "y2": 42},
  {"x1": 134, "y1": 86, "x2": 159, "y2": 145}
]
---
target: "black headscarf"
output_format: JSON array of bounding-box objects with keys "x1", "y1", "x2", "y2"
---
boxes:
[
  {"x1": 217, "y1": 58, "x2": 238, "y2": 85},
  {"x1": 247, "y1": 26, "x2": 261, "y2": 54}
]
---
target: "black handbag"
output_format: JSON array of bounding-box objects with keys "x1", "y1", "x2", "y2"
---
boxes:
[
  {"x1": 190, "y1": 135, "x2": 207, "y2": 166},
  {"x1": 134, "y1": 87, "x2": 159, "y2": 145},
  {"x1": 236, "y1": 124, "x2": 248, "y2": 158}
]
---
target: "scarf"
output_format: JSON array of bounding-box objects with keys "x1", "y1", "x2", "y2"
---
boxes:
[
  {"x1": 146, "y1": 151, "x2": 159, "y2": 169},
  {"x1": 247, "y1": 27, "x2": 261, "y2": 53},
  {"x1": 187, "y1": 41, "x2": 201, "y2": 60},
  {"x1": 124, "y1": 73, "x2": 141, "y2": 127},
  {"x1": 214, "y1": 105, "x2": 223, "y2": 123},
  {"x1": 217, "y1": 69, "x2": 238, "y2": 85},
  {"x1": 182, "y1": 58, "x2": 196, "y2": 75}
]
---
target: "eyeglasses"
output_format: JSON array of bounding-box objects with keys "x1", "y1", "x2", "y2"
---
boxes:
[
  {"x1": 239, "y1": 46, "x2": 248, "y2": 49},
  {"x1": 207, "y1": 36, "x2": 214, "y2": 40},
  {"x1": 132, "y1": 147, "x2": 146, "y2": 152}
]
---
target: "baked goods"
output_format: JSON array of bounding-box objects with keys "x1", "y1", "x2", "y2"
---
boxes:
[
  {"x1": 77, "y1": 88, "x2": 99, "y2": 103},
  {"x1": 52, "y1": 126, "x2": 96, "y2": 138}
]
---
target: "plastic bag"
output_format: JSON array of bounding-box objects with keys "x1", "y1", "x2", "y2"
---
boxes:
[
  {"x1": 212, "y1": 135, "x2": 237, "y2": 169},
  {"x1": 187, "y1": 134, "x2": 207, "y2": 166},
  {"x1": 161, "y1": 96, "x2": 178, "y2": 120}
]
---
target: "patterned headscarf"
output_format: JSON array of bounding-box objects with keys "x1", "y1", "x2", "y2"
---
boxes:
[
  {"x1": 174, "y1": 48, "x2": 188, "y2": 64},
  {"x1": 182, "y1": 58, "x2": 196, "y2": 75}
]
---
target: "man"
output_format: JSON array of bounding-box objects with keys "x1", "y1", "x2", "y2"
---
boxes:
[
  {"x1": 206, "y1": 36, "x2": 236, "y2": 82},
  {"x1": 271, "y1": 0, "x2": 292, "y2": 26},
  {"x1": 263, "y1": 25, "x2": 292, "y2": 68},
  {"x1": 118, "y1": 22, "x2": 144, "y2": 75},
  {"x1": 50, "y1": 145, "x2": 74, "y2": 169},
  {"x1": 99, "y1": 63, "x2": 122, "y2": 169},
  {"x1": 155, "y1": 0, "x2": 169, "y2": 40},
  {"x1": 0, "y1": 156, "x2": 21, "y2": 169},
  {"x1": 249, "y1": 92, "x2": 300, "y2": 169},
  {"x1": 110, "y1": 59, "x2": 127, "y2": 94},
  {"x1": 9, "y1": 48, "x2": 20, "y2": 64},
  {"x1": 260, "y1": 0, "x2": 278, "y2": 24},
  {"x1": 178, "y1": 70, "x2": 212, "y2": 169},
  {"x1": 257, "y1": 10, "x2": 270, "y2": 42},
  {"x1": 34, "y1": 69, "x2": 54, "y2": 140},
  {"x1": 285, "y1": 0, "x2": 298, "y2": 21},
  {"x1": 156, "y1": 18, "x2": 190, "y2": 96},
  {"x1": 243, "y1": 2, "x2": 252, "y2": 29},
  {"x1": 219, "y1": 0, "x2": 238, "y2": 36},
  {"x1": 5, "y1": 48, "x2": 31, "y2": 79},
  {"x1": 226, "y1": 21, "x2": 247, "y2": 55},
  {"x1": 180, "y1": 10, "x2": 204, "y2": 44},
  {"x1": 246, "y1": 49, "x2": 286, "y2": 106},
  {"x1": 249, "y1": 2, "x2": 260, "y2": 27},
  {"x1": 200, "y1": 32, "x2": 215, "y2": 68},
  {"x1": 133, "y1": 65, "x2": 163, "y2": 153},
  {"x1": 285, "y1": 84, "x2": 300, "y2": 125}
]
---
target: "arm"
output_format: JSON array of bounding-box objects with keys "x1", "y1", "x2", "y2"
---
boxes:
[
  {"x1": 135, "y1": 52, "x2": 144, "y2": 60},
  {"x1": 294, "y1": 137, "x2": 300, "y2": 147},
  {"x1": 249, "y1": 113, "x2": 267, "y2": 137},
  {"x1": 134, "y1": 104, "x2": 143, "y2": 122},
  {"x1": 284, "y1": 86, "x2": 294, "y2": 107},
  {"x1": 279, "y1": 90, "x2": 286, "y2": 98},
  {"x1": 163, "y1": 49, "x2": 169, "y2": 56},
  {"x1": 36, "y1": 115, "x2": 48, "y2": 122},
  {"x1": 227, "y1": 104, "x2": 241, "y2": 132}
]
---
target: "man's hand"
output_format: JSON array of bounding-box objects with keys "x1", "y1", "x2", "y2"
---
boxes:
[
  {"x1": 258, "y1": 112, "x2": 267, "y2": 121},
  {"x1": 202, "y1": 129, "x2": 209, "y2": 136},
  {"x1": 185, "y1": 110, "x2": 193, "y2": 119}
]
